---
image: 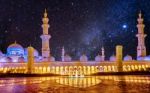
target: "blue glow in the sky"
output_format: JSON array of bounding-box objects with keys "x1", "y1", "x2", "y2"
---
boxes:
[{"x1": 122, "y1": 24, "x2": 127, "y2": 29}]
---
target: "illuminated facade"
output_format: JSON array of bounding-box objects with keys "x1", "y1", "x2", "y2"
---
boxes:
[{"x1": 0, "y1": 11, "x2": 150, "y2": 76}]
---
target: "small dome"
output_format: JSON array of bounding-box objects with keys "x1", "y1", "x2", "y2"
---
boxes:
[
  {"x1": 80, "y1": 54, "x2": 88, "y2": 62},
  {"x1": 18, "y1": 56, "x2": 25, "y2": 62},
  {"x1": 6, "y1": 57, "x2": 12, "y2": 62},
  {"x1": 7, "y1": 42, "x2": 24, "y2": 56},
  {"x1": 24, "y1": 48, "x2": 39, "y2": 57},
  {"x1": 34, "y1": 56, "x2": 40, "y2": 62},
  {"x1": 95, "y1": 55, "x2": 102, "y2": 62},
  {"x1": 47, "y1": 56, "x2": 55, "y2": 62},
  {"x1": 0, "y1": 51, "x2": 4, "y2": 56},
  {"x1": 64, "y1": 54, "x2": 72, "y2": 62},
  {"x1": 144, "y1": 55, "x2": 150, "y2": 61},
  {"x1": 109, "y1": 55, "x2": 116, "y2": 61},
  {"x1": 0, "y1": 57, "x2": 12, "y2": 62},
  {"x1": 137, "y1": 56, "x2": 145, "y2": 61},
  {"x1": 10, "y1": 56, "x2": 19, "y2": 62},
  {"x1": 0, "y1": 57, "x2": 7, "y2": 62},
  {"x1": 124, "y1": 55, "x2": 132, "y2": 61},
  {"x1": 34, "y1": 49, "x2": 39, "y2": 57}
]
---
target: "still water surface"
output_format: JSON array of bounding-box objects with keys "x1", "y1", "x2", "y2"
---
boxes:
[{"x1": 0, "y1": 75, "x2": 149, "y2": 93}]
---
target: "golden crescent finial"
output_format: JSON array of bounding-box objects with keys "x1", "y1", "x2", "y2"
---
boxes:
[
  {"x1": 139, "y1": 10, "x2": 142, "y2": 18},
  {"x1": 44, "y1": 8, "x2": 47, "y2": 17}
]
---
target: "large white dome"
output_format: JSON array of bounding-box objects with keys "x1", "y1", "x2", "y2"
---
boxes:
[{"x1": 7, "y1": 42, "x2": 24, "y2": 56}]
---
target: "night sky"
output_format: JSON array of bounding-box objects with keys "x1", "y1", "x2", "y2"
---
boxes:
[{"x1": 0, "y1": 0, "x2": 150, "y2": 60}]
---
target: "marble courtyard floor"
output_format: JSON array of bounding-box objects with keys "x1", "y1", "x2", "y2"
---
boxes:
[{"x1": 0, "y1": 75, "x2": 149, "y2": 93}]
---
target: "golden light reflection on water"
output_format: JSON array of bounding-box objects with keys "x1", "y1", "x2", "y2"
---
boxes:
[
  {"x1": 56, "y1": 77, "x2": 101, "y2": 88},
  {"x1": 0, "y1": 76, "x2": 149, "y2": 86},
  {"x1": 0, "y1": 76, "x2": 149, "y2": 93}
]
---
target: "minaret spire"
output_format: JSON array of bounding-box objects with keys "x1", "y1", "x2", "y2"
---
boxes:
[
  {"x1": 61, "y1": 46, "x2": 65, "y2": 62},
  {"x1": 136, "y1": 11, "x2": 147, "y2": 58},
  {"x1": 139, "y1": 10, "x2": 142, "y2": 18},
  {"x1": 101, "y1": 47, "x2": 105, "y2": 61},
  {"x1": 40, "y1": 9, "x2": 51, "y2": 60},
  {"x1": 44, "y1": 9, "x2": 48, "y2": 18}
]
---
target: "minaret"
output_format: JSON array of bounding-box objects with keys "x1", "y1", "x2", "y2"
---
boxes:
[
  {"x1": 61, "y1": 46, "x2": 65, "y2": 61},
  {"x1": 101, "y1": 47, "x2": 105, "y2": 61},
  {"x1": 136, "y1": 11, "x2": 147, "y2": 57},
  {"x1": 40, "y1": 9, "x2": 51, "y2": 58}
]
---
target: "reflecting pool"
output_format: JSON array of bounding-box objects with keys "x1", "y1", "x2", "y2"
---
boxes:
[{"x1": 0, "y1": 75, "x2": 150, "y2": 93}]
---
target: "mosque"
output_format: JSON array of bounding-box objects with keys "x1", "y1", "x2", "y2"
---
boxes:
[{"x1": 0, "y1": 10, "x2": 149, "y2": 76}]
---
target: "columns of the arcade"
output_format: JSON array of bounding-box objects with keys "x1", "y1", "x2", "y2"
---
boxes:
[
  {"x1": 116, "y1": 45, "x2": 123, "y2": 72},
  {"x1": 27, "y1": 46, "x2": 34, "y2": 74}
]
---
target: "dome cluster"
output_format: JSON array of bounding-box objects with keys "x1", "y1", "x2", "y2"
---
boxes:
[
  {"x1": 0, "y1": 11, "x2": 149, "y2": 63},
  {"x1": 1, "y1": 42, "x2": 150, "y2": 62},
  {"x1": 108, "y1": 55, "x2": 133, "y2": 62},
  {"x1": 0, "y1": 42, "x2": 40, "y2": 62}
]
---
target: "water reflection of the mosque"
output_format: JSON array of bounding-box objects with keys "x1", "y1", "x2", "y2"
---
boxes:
[{"x1": 0, "y1": 76, "x2": 149, "y2": 88}]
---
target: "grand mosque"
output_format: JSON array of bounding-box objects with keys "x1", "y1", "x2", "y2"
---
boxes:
[{"x1": 0, "y1": 10, "x2": 149, "y2": 76}]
